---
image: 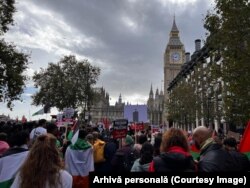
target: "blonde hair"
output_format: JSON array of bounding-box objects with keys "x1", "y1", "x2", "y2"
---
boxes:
[{"x1": 19, "y1": 134, "x2": 63, "y2": 188}]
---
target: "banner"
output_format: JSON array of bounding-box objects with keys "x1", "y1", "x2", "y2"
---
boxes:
[
  {"x1": 130, "y1": 122, "x2": 144, "y2": 131},
  {"x1": 112, "y1": 119, "x2": 128, "y2": 139}
]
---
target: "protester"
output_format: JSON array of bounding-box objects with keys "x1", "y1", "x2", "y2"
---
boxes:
[
  {"x1": 92, "y1": 131, "x2": 106, "y2": 172},
  {"x1": 111, "y1": 135, "x2": 139, "y2": 172},
  {"x1": 193, "y1": 126, "x2": 238, "y2": 172},
  {"x1": 65, "y1": 129, "x2": 94, "y2": 188},
  {"x1": 86, "y1": 133, "x2": 94, "y2": 145},
  {"x1": 101, "y1": 136, "x2": 118, "y2": 172},
  {"x1": 0, "y1": 131, "x2": 29, "y2": 188},
  {"x1": 133, "y1": 134, "x2": 148, "y2": 154},
  {"x1": 10, "y1": 133, "x2": 72, "y2": 188},
  {"x1": 0, "y1": 132, "x2": 9, "y2": 156},
  {"x1": 29, "y1": 119, "x2": 47, "y2": 146},
  {"x1": 153, "y1": 133, "x2": 162, "y2": 157},
  {"x1": 46, "y1": 123, "x2": 61, "y2": 148},
  {"x1": 131, "y1": 142, "x2": 154, "y2": 172},
  {"x1": 149, "y1": 128, "x2": 196, "y2": 172},
  {"x1": 223, "y1": 137, "x2": 250, "y2": 171}
]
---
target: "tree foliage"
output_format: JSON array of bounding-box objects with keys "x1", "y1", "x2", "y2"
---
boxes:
[
  {"x1": 0, "y1": 40, "x2": 29, "y2": 109},
  {"x1": 0, "y1": 0, "x2": 16, "y2": 35},
  {"x1": 204, "y1": 0, "x2": 250, "y2": 126},
  {"x1": 167, "y1": 82, "x2": 197, "y2": 126},
  {"x1": 0, "y1": 0, "x2": 30, "y2": 109},
  {"x1": 32, "y1": 55, "x2": 100, "y2": 111}
]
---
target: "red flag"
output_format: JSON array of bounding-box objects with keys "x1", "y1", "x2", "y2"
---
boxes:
[
  {"x1": 22, "y1": 115, "x2": 27, "y2": 123},
  {"x1": 239, "y1": 121, "x2": 250, "y2": 154}
]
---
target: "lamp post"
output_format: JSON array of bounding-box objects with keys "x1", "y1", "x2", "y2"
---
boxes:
[{"x1": 83, "y1": 65, "x2": 91, "y2": 125}]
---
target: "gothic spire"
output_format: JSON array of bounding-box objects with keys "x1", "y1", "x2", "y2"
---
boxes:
[
  {"x1": 149, "y1": 84, "x2": 154, "y2": 98},
  {"x1": 119, "y1": 93, "x2": 122, "y2": 103},
  {"x1": 171, "y1": 15, "x2": 179, "y2": 32}
]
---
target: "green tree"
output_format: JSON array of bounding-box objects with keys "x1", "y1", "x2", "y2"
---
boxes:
[
  {"x1": 32, "y1": 55, "x2": 100, "y2": 113},
  {"x1": 167, "y1": 82, "x2": 197, "y2": 127},
  {"x1": 0, "y1": 0, "x2": 30, "y2": 109},
  {"x1": 204, "y1": 0, "x2": 250, "y2": 126},
  {"x1": 0, "y1": 0, "x2": 16, "y2": 34}
]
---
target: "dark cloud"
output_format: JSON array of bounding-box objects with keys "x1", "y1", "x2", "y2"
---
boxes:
[{"x1": 1, "y1": 0, "x2": 212, "y2": 118}]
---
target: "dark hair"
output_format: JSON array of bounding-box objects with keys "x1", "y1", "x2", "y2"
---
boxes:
[
  {"x1": 154, "y1": 133, "x2": 162, "y2": 156},
  {"x1": 0, "y1": 132, "x2": 7, "y2": 141},
  {"x1": 139, "y1": 142, "x2": 154, "y2": 165},
  {"x1": 46, "y1": 123, "x2": 58, "y2": 134},
  {"x1": 9, "y1": 131, "x2": 29, "y2": 147},
  {"x1": 38, "y1": 119, "x2": 47, "y2": 127},
  {"x1": 223, "y1": 137, "x2": 237, "y2": 148},
  {"x1": 78, "y1": 129, "x2": 88, "y2": 139},
  {"x1": 161, "y1": 128, "x2": 189, "y2": 152},
  {"x1": 137, "y1": 134, "x2": 148, "y2": 145}
]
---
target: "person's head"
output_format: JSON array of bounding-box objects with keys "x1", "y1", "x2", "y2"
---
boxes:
[
  {"x1": 19, "y1": 134, "x2": 62, "y2": 188},
  {"x1": 137, "y1": 134, "x2": 148, "y2": 145},
  {"x1": 0, "y1": 132, "x2": 7, "y2": 141},
  {"x1": 139, "y1": 142, "x2": 154, "y2": 165},
  {"x1": 153, "y1": 133, "x2": 162, "y2": 156},
  {"x1": 92, "y1": 131, "x2": 100, "y2": 141},
  {"x1": 78, "y1": 129, "x2": 88, "y2": 140},
  {"x1": 38, "y1": 119, "x2": 47, "y2": 128},
  {"x1": 9, "y1": 131, "x2": 29, "y2": 147},
  {"x1": 160, "y1": 128, "x2": 189, "y2": 152},
  {"x1": 192, "y1": 126, "x2": 211, "y2": 150},
  {"x1": 86, "y1": 133, "x2": 94, "y2": 145},
  {"x1": 46, "y1": 123, "x2": 58, "y2": 136},
  {"x1": 223, "y1": 137, "x2": 237, "y2": 151},
  {"x1": 122, "y1": 135, "x2": 134, "y2": 147}
]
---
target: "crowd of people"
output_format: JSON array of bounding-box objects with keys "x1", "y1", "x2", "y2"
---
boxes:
[{"x1": 0, "y1": 119, "x2": 249, "y2": 188}]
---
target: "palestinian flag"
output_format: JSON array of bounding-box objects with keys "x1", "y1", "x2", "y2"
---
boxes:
[
  {"x1": 239, "y1": 121, "x2": 250, "y2": 159},
  {"x1": 0, "y1": 148, "x2": 29, "y2": 188},
  {"x1": 187, "y1": 136, "x2": 200, "y2": 160},
  {"x1": 64, "y1": 137, "x2": 94, "y2": 187},
  {"x1": 32, "y1": 108, "x2": 44, "y2": 116},
  {"x1": 190, "y1": 142, "x2": 200, "y2": 160},
  {"x1": 67, "y1": 121, "x2": 80, "y2": 145}
]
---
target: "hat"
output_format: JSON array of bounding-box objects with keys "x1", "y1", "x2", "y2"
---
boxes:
[
  {"x1": 125, "y1": 135, "x2": 134, "y2": 145},
  {"x1": 30, "y1": 127, "x2": 47, "y2": 140}
]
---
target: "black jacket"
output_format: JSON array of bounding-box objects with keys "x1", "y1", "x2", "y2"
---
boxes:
[
  {"x1": 152, "y1": 152, "x2": 196, "y2": 172},
  {"x1": 198, "y1": 143, "x2": 238, "y2": 172},
  {"x1": 229, "y1": 150, "x2": 250, "y2": 171}
]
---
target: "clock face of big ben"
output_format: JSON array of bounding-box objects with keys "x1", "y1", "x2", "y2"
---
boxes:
[{"x1": 171, "y1": 52, "x2": 181, "y2": 63}]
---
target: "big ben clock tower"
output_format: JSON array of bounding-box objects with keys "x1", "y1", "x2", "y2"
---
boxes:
[{"x1": 163, "y1": 17, "x2": 185, "y2": 124}]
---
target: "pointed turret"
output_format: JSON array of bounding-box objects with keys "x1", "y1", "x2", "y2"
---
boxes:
[
  {"x1": 118, "y1": 93, "x2": 122, "y2": 104},
  {"x1": 171, "y1": 16, "x2": 179, "y2": 33},
  {"x1": 155, "y1": 88, "x2": 159, "y2": 97},
  {"x1": 149, "y1": 84, "x2": 154, "y2": 98}
]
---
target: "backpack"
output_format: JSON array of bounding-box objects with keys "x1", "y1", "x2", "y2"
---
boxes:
[
  {"x1": 123, "y1": 148, "x2": 137, "y2": 172},
  {"x1": 93, "y1": 140, "x2": 106, "y2": 163}
]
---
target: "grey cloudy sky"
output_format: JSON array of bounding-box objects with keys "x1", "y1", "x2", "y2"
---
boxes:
[{"x1": 1, "y1": 0, "x2": 212, "y2": 120}]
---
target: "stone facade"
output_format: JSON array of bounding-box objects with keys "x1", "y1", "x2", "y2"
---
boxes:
[
  {"x1": 147, "y1": 85, "x2": 164, "y2": 125},
  {"x1": 89, "y1": 87, "x2": 125, "y2": 124}
]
